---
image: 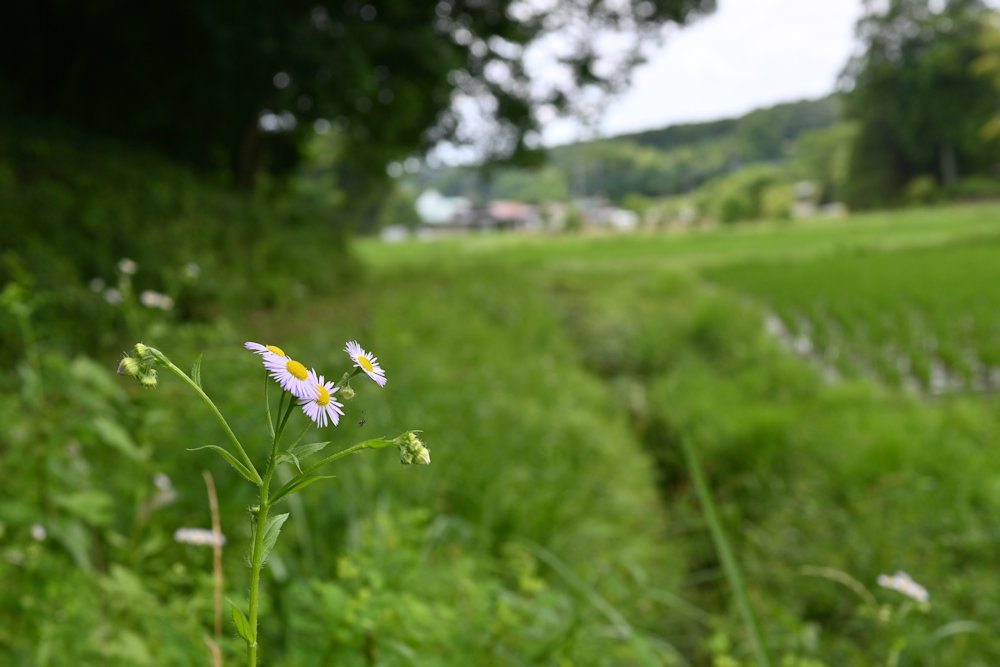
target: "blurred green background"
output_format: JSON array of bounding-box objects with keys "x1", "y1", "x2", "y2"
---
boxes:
[{"x1": 3, "y1": 1, "x2": 1000, "y2": 664}]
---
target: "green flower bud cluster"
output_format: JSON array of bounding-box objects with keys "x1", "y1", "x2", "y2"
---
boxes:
[
  {"x1": 118, "y1": 342, "x2": 159, "y2": 388},
  {"x1": 395, "y1": 431, "x2": 430, "y2": 465}
]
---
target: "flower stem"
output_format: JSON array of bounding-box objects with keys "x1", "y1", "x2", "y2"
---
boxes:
[
  {"x1": 246, "y1": 487, "x2": 269, "y2": 667},
  {"x1": 150, "y1": 348, "x2": 263, "y2": 486},
  {"x1": 246, "y1": 397, "x2": 295, "y2": 666}
]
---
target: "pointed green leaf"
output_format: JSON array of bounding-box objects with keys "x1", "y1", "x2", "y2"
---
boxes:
[
  {"x1": 190, "y1": 354, "x2": 203, "y2": 389},
  {"x1": 188, "y1": 445, "x2": 259, "y2": 485},
  {"x1": 270, "y1": 475, "x2": 335, "y2": 504},
  {"x1": 259, "y1": 512, "x2": 290, "y2": 565},
  {"x1": 288, "y1": 440, "x2": 331, "y2": 460},
  {"x1": 274, "y1": 451, "x2": 303, "y2": 473},
  {"x1": 229, "y1": 600, "x2": 255, "y2": 645}
]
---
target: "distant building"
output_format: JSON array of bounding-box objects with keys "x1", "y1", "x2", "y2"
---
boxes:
[
  {"x1": 415, "y1": 189, "x2": 472, "y2": 226},
  {"x1": 484, "y1": 200, "x2": 541, "y2": 231}
]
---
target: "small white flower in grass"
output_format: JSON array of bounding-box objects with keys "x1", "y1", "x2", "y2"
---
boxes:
[
  {"x1": 117, "y1": 257, "x2": 138, "y2": 275},
  {"x1": 877, "y1": 570, "x2": 929, "y2": 603},
  {"x1": 345, "y1": 340, "x2": 387, "y2": 386},
  {"x1": 104, "y1": 288, "x2": 124, "y2": 305},
  {"x1": 299, "y1": 372, "x2": 345, "y2": 427},
  {"x1": 174, "y1": 527, "x2": 226, "y2": 547}
]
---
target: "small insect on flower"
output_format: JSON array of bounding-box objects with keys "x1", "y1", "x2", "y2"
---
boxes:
[
  {"x1": 299, "y1": 372, "x2": 345, "y2": 427},
  {"x1": 345, "y1": 340, "x2": 387, "y2": 386}
]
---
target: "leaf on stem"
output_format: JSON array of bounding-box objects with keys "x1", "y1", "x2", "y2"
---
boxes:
[
  {"x1": 188, "y1": 445, "x2": 260, "y2": 486},
  {"x1": 288, "y1": 440, "x2": 332, "y2": 459},
  {"x1": 260, "y1": 512, "x2": 290, "y2": 566},
  {"x1": 229, "y1": 600, "x2": 255, "y2": 645},
  {"x1": 275, "y1": 450, "x2": 304, "y2": 473},
  {"x1": 191, "y1": 354, "x2": 203, "y2": 389}
]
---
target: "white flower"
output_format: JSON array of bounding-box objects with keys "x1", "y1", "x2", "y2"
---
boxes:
[
  {"x1": 30, "y1": 524, "x2": 47, "y2": 542},
  {"x1": 245, "y1": 341, "x2": 315, "y2": 398},
  {"x1": 174, "y1": 528, "x2": 226, "y2": 547},
  {"x1": 244, "y1": 341, "x2": 287, "y2": 363},
  {"x1": 877, "y1": 570, "x2": 929, "y2": 603},
  {"x1": 140, "y1": 290, "x2": 174, "y2": 310},
  {"x1": 298, "y1": 372, "x2": 345, "y2": 427},
  {"x1": 103, "y1": 288, "x2": 124, "y2": 305},
  {"x1": 345, "y1": 340, "x2": 387, "y2": 386},
  {"x1": 117, "y1": 257, "x2": 138, "y2": 275}
]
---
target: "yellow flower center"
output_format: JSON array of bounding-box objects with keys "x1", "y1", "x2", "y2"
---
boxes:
[
  {"x1": 287, "y1": 359, "x2": 308, "y2": 380},
  {"x1": 267, "y1": 344, "x2": 287, "y2": 357},
  {"x1": 358, "y1": 356, "x2": 374, "y2": 372},
  {"x1": 315, "y1": 385, "x2": 330, "y2": 406}
]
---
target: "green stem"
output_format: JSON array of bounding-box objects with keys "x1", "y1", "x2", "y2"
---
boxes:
[
  {"x1": 247, "y1": 396, "x2": 295, "y2": 666},
  {"x1": 246, "y1": 487, "x2": 269, "y2": 667},
  {"x1": 151, "y1": 348, "x2": 263, "y2": 486},
  {"x1": 300, "y1": 437, "x2": 394, "y2": 477},
  {"x1": 679, "y1": 432, "x2": 772, "y2": 667}
]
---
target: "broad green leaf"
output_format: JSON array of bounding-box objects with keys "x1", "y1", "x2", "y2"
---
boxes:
[
  {"x1": 270, "y1": 475, "x2": 335, "y2": 504},
  {"x1": 229, "y1": 600, "x2": 255, "y2": 645},
  {"x1": 188, "y1": 445, "x2": 259, "y2": 485},
  {"x1": 260, "y1": 512, "x2": 290, "y2": 565},
  {"x1": 190, "y1": 354, "x2": 203, "y2": 389}
]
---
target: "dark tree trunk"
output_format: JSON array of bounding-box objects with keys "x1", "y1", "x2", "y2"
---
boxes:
[{"x1": 236, "y1": 117, "x2": 260, "y2": 190}]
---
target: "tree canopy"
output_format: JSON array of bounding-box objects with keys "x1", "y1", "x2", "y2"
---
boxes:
[
  {"x1": 0, "y1": 0, "x2": 715, "y2": 187},
  {"x1": 839, "y1": 0, "x2": 999, "y2": 207}
]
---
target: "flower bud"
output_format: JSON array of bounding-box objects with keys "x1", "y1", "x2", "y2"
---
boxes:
[
  {"x1": 134, "y1": 342, "x2": 150, "y2": 358},
  {"x1": 339, "y1": 384, "x2": 356, "y2": 400},
  {"x1": 118, "y1": 355, "x2": 140, "y2": 377},
  {"x1": 139, "y1": 370, "x2": 158, "y2": 388},
  {"x1": 396, "y1": 431, "x2": 431, "y2": 465}
]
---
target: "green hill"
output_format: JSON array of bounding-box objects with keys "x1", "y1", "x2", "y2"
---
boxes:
[{"x1": 414, "y1": 96, "x2": 841, "y2": 204}]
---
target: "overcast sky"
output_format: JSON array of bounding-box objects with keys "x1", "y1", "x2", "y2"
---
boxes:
[{"x1": 543, "y1": 0, "x2": 867, "y2": 145}]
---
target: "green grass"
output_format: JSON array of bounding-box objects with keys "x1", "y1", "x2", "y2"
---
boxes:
[{"x1": 704, "y1": 235, "x2": 1000, "y2": 393}]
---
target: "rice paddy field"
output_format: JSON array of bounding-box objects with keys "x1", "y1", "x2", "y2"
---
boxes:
[{"x1": 4, "y1": 202, "x2": 1000, "y2": 665}]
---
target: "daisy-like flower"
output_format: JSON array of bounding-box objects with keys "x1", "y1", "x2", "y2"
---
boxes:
[
  {"x1": 245, "y1": 341, "x2": 288, "y2": 363},
  {"x1": 345, "y1": 340, "x2": 387, "y2": 386},
  {"x1": 299, "y1": 372, "x2": 345, "y2": 427},
  {"x1": 245, "y1": 341, "x2": 315, "y2": 398}
]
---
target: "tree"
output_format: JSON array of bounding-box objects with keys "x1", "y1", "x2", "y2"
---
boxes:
[
  {"x1": 972, "y1": 10, "x2": 1000, "y2": 141},
  {"x1": 839, "y1": 0, "x2": 999, "y2": 208},
  {"x1": 0, "y1": 0, "x2": 715, "y2": 189}
]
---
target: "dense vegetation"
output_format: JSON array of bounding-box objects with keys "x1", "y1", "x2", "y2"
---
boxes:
[{"x1": 4, "y1": 2, "x2": 1000, "y2": 664}]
